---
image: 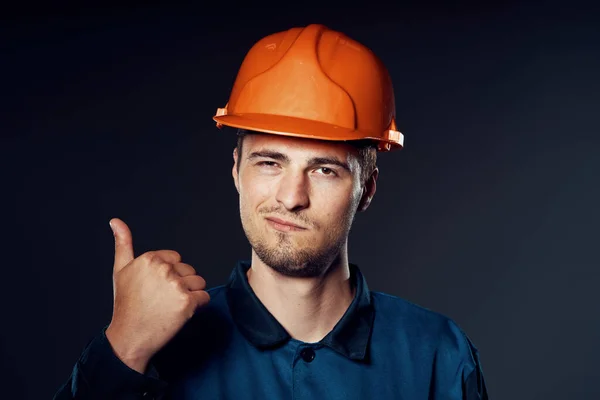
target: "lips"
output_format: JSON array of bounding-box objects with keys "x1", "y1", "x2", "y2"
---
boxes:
[{"x1": 265, "y1": 217, "x2": 307, "y2": 231}]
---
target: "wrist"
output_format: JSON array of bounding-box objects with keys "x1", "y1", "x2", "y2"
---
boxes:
[{"x1": 105, "y1": 325, "x2": 151, "y2": 374}]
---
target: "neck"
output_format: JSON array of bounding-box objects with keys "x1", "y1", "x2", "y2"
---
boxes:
[{"x1": 246, "y1": 246, "x2": 356, "y2": 343}]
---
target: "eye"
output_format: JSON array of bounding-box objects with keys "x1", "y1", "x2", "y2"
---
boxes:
[
  {"x1": 257, "y1": 161, "x2": 279, "y2": 168},
  {"x1": 316, "y1": 167, "x2": 337, "y2": 176}
]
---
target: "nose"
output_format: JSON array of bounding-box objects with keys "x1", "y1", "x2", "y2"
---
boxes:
[{"x1": 275, "y1": 169, "x2": 310, "y2": 212}]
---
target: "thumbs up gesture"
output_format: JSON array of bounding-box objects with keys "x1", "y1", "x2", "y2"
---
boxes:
[{"x1": 105, "y1": 218, "x2": 210, "y2": 374}]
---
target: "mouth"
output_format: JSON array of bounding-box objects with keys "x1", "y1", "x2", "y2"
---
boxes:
[{"x1": 265, "y1": 217, "x2": 307, "y2": 232}]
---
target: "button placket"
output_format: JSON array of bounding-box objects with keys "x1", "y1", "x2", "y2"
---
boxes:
[{"x1": 299, "y1": 347, "x2": 316, "y2": 363}]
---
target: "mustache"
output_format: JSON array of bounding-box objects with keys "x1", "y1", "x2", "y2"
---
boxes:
[{"x1": 258, "y1": 206, "x2": 316, "y2": 228}]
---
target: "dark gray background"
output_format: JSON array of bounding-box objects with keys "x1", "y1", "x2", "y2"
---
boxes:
[{"x1": 2, "y1": 2, "x2": 599, "y2": 399}]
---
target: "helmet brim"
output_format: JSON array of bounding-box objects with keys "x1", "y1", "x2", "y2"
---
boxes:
[{"x1": 213, "y1": 113, "x2": 403, "y2": 151}]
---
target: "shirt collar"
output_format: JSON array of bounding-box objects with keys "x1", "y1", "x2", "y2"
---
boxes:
[{"x1": 225, "y1": 260, "x2": 375, "y2": 361}]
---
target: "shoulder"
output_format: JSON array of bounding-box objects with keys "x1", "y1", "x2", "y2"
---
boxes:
[
  {"x1": 371, "y1": 292, "x2": 487, "y2": 395},
  {"x1": 371, "y1": 291, "x2": 453, "y2": 333},
  {"x1": 372, "y1": 291, "x2": 487, "y2": 397},
  {"x1": 371, "y1": 291, "x2": 481, "y2": 364}
]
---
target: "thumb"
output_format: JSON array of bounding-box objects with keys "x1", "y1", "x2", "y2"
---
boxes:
[{"x1": 110, "y1": 218, "x2": 134, "y2": 272}]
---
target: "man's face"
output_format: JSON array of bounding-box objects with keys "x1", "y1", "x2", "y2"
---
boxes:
[{"x1": 232, "y1": 133, "x2": 376, "y2": 278}]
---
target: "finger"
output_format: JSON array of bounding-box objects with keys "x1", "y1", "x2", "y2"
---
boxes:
[
  {"x1": 153, "y1": 250, "x2": 182, "y2": 265},
  {"x1": 190, "y1": 290, "x2": 211, "y2": 308},
  {"x1": 180, "y1": 275, "x2": 206, "y2": 291},
  {"x1": 172, "y1": 262, "x2": 196, "y2": 277},
  {"x1": 110, "y1": 218, "x2": 134, "y2": 273}
]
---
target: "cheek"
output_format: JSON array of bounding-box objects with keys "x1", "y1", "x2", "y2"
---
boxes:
[
  {"x1": 312, "y1": 184, "x2": 359, "y2": 222},
  {"x1": 239, "y1": 172, "x2": 272, "y2": 212}
]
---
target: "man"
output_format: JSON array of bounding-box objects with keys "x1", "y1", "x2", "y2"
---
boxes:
[{"x1": 54, "y1": 24, "x2": 488, "y2": 399}]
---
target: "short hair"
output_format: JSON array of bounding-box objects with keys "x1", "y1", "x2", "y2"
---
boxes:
[{"x1": 235, "y1": 129, "x2": 377, "y2": 185}]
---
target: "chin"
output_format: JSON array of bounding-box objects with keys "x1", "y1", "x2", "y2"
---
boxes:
[
  {"x1": 266, "y1": 261, "x2": 327, "y2": 278},
  {"x1": 254, "y1": 242, "x2": 343, "y2": 279}
]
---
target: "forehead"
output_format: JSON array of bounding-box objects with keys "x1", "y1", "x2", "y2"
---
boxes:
[{"x1": 241, "y1": 133, "x2": 359, "y2": 161}]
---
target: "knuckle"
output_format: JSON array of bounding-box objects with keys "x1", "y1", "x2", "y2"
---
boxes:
[
  {"x1": 156, "y1": 262, "x2": 173, "y2": 277},
  {"x1": 141, "y1": 251, "x2": 156, "y2": 263},
  {"x1": 169, "y1": 277, "x2": 185, "y2": 291},
  {"x1": 179, "y1": 294, "x2": 195, "y2": 316},
  {"x1": 182, "y1": 293, "x2": 193, "y2": 307}
]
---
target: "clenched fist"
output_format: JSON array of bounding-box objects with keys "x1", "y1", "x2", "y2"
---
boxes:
[{"x1": 105, "y1": 218, "x2": 210, "y2": 374}]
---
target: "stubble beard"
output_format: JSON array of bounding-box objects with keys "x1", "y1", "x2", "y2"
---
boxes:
[
  {"x1": 251, "y1": 230, "x2": 344, "y2": 278},
  {"x1": 241, "y1": 207, "x2": 357, "y2": 278}
]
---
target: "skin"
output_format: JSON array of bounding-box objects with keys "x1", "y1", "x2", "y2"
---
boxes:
[
  {"x1": 232, "y1": 133, "x2": 378, "y2": 343},
  {"x1": 105, "y1": 220, "x2": 210, "y2": 374}
]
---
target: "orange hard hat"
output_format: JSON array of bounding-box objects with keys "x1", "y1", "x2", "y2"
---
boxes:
[{"x1": 213, "y1": 24, "x2": 404, "y2": 152}]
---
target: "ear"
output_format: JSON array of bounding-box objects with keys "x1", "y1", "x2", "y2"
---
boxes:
[
  {"x1": 232, "y1": 147, "x2": 240, "y2": 194},
  {"x1": 357, "y1": 167, "x2": 378, "y2": 212}
]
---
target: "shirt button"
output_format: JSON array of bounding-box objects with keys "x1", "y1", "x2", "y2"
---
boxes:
[{"x1": 300, "y1": 347, "x2": 316, "y2": 363}]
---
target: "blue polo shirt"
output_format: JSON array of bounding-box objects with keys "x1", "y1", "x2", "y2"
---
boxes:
[{"x1": 54, "y1": 261, "x2": 488, "y2": 399}]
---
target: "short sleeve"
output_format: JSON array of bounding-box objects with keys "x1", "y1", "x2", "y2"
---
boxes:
[
  {"x1": 461, "y1": 333, "x2": 488, "y2": 400},
  {"x1": 432, "y1": 319, "x2": 489, "y2": 400}
]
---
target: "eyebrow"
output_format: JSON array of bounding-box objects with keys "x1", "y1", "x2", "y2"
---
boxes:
[{"x1": 247, "y1": 151, "x2": 351, "y2": 172}]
